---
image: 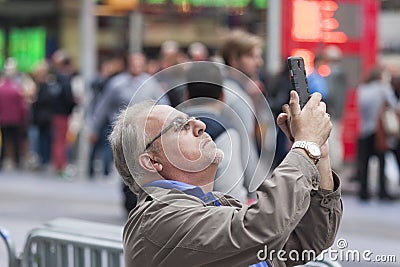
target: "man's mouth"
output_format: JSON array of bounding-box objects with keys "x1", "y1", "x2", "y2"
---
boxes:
[{"x1": 200, "y1": 134, "x2": 213, "y2": 148}]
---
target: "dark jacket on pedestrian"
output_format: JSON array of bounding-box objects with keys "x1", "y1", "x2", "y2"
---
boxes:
[
  {"x1": 32, "y1": 82, "x2": 54, "y2": 127},
  {"x1": 50, "y1": 72, "x2": 76, "y2": 116}
]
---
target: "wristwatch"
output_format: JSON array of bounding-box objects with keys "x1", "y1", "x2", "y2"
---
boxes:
[{"x1": 292, "y1": 141, "x2": 321, "y2": 164}]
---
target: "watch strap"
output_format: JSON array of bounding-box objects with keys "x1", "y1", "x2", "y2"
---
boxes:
[{"x1": 292, "y1": 141, "x2": 320, "y2": 164}]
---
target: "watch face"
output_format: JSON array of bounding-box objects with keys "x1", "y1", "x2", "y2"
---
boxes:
[{"x1": 308, "y1": 143, "x2": 321, "y2": 158}]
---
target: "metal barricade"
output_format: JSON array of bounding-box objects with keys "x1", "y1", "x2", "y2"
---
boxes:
[
  {"x1": 0, "y1": 227, "x2": 21, "y2": 267},
  {"x1": 1, "y1": 218, "x2": 124, "y2": 267}
]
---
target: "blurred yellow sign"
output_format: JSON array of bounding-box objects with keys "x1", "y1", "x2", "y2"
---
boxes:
[{"x1": 105, "y1": 0, "x2": 138, "y2": 10}]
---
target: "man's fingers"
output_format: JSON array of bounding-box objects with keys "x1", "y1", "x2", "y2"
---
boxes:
[
  {"x1": 282, "y1": 104, "x2": 290, "y2": 116},
  {"x1": 276, "y1": 113, "x2": 293, "y2": 141},
  {"x1": 306, "y1": 92, "x2": 322, "y2": 108},
  {"x1": 319, "y1": 101, "x2": 327, "y2": 113},
  {"x1": 326, "y1": 112, "x2": 331, "y2": 119},
  {"x1": 289, "y1": 90, "x2": 301, "y2": 117},
  {"x1": 276, "y1": 112, "x2": 288, "y2": 126}
]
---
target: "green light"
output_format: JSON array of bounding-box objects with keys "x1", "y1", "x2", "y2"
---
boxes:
[
  {"x1": 0, "y1": 30, "x2": 4, "y2": 69},
  {"x1": 146, "y1": 0, "x2": 166, "y2": 4},
  {"x1": 9, "y1": 27, "x2": 46, "y2": 72},
  {"x1": 254, "y1": 0, "x2": 267, "y2": 9},
  {"x1": 172, "y1": 0, "x2": 184, "y2": 5},
  {"x1": 233, "y1": 0, "x2": 250, "y2": 8}
]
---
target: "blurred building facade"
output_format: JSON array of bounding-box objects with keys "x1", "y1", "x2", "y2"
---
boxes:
[{"x1": 0, "y1": 0, "x2": 268, "y2": 72}]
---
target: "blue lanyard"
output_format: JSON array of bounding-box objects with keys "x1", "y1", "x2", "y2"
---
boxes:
[
  {"x1": 249, "y1": 261, "x2": 269, "y2": 267},
  {"x1": 144, "y1": 180, "x2": 221, "y2": 206}
]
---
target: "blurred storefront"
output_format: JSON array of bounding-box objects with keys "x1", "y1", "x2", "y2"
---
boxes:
[
  {"x1": 95, "y1": 0, "x2": 268, "y2": 59},
  {"x1": 0, "y1": 0, "x2": 268, "y2": 72},
  {"x1": 0, "y1": 0, "x2": 58, "y2": 71},
  {"x1": 1, "y1": 0, "x2": 400, "y2": 72}
]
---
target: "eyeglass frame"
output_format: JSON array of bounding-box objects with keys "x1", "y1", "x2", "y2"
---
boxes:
[{"x1": 144, "y1": 116, "x2": 198, "y2": 152}]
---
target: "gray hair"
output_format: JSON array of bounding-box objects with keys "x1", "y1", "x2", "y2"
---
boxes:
[{"x1": 108, "y1": 100, "x2": 157, "y2": 194}]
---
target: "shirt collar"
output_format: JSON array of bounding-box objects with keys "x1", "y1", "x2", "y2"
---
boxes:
[{"x1": 144, "y1": 180, "x2": 220, "y2": 206}]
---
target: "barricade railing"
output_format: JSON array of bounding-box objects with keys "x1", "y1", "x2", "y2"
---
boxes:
[
  {"x1": 0, "y1": 227, "x2": 20, "y2": 267},
  {"x1": 1, "y1": 218, "x2": 124, "y2": 267}
]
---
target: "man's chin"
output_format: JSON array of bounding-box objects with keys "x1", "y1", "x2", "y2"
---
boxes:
[{"x1": 212, "y1": 149, "x2": 224, "y2": 165}]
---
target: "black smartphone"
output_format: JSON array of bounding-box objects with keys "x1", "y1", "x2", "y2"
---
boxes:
[{"x1": 287, "y1": 56, "x2": 310, "y2": 109}]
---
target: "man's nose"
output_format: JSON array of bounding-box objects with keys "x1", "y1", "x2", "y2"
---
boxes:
[{"x1": 192, "y1": 119, "x2": 206, "y2": 137}]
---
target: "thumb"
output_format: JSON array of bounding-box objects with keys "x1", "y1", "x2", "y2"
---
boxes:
[{"x1": 289, "y1": 90, "x2": 301, "y2": 117}]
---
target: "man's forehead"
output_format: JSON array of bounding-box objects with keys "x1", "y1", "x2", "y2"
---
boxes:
[{"x1": 145, "y1": 105, "x2": 186, "y2": 126}]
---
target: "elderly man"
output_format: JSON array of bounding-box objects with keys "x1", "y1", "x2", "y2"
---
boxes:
[{"x1": 109, "y1": 91, "x2": 342, "y2": 267}]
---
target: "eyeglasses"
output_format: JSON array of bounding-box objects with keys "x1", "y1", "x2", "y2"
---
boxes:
[{"x1": 144, "y1": 116, "x2": 198, "y2": 152}]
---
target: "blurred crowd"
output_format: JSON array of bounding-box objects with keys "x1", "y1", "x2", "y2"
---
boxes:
[
  {"x1": 1, "y1": 29, "x2": 400, "y2": 205},
  {"x1": 0, "y1": 50, "x2": 80, "y2": 178}
]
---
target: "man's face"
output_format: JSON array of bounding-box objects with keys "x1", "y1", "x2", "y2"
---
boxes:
[
  {"x1": 237, "y1": 46, "x2": 263, "y2": 78},
  {"x1": 129, "y1": 53, "x2": 145, "y2": 76},
  {"x1": 145, "y1": 105, "x2": 223, "y2": 173}
]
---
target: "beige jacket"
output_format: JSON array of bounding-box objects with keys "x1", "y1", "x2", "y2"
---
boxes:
[{"x1": 123, "y1": 151, "x2": 343, "y2": 267}]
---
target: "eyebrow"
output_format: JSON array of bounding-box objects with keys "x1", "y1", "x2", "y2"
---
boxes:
[
  {"x1": 175, "y1": 115, "x2": 189, "y2": 122},
  {"x1": 169, "y1": 115, "x2": 190, "y2": 125},
  {"x1": 144, "y1": 115, "x2": 189, "y2": 151}
]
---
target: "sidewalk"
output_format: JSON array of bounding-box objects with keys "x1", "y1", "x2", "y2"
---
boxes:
[{"x1": 0, "y1": 169, "x2": 125, "y2": 266}]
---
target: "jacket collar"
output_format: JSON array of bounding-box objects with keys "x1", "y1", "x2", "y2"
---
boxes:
[{"x1": 144, "y1": 180, "x2": 220, "y2": 206}]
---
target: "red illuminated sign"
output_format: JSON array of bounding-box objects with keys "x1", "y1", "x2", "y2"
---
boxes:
[
  {"x1": 282, "y1": 0, "x2": 379, "y2": 162},
  {"x1": 292, "y1": 0, "x2": 347, "y2": 43},
  {"x1": 282, "y1": 0, "x2": 378, "y2": 79}
]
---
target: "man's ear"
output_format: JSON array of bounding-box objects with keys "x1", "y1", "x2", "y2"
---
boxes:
[{"x1": 139, "y1": 153, "x2": 163, "y2": 173}]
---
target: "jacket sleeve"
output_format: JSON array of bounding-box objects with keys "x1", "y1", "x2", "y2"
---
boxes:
[
  {"x1": 276, "y1": 173, "x2": 342, "y2": 267},
  {"x1": 141, "y1": 150, "x2": 343, "y2": 267}
]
